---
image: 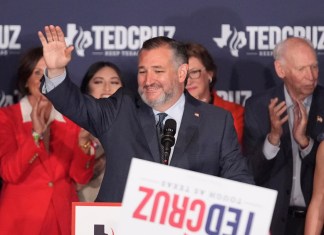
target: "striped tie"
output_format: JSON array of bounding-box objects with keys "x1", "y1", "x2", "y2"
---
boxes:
[{"x1": 156, "y1": 113, "x2": 167, "y2": 164}]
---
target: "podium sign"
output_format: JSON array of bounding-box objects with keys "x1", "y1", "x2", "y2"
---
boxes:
[
  {"x1": 118, "y1": 158, "x2": 277, "y2": 235},
  {"x1": 72, "y1": 202, "x2": 121, "y2": 235}
]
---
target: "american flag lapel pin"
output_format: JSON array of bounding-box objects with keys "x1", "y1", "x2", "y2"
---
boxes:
[
  {"x1": 317, "y1": 115, "x2": 323, "y2": 123},
  {"x1": 194, "y1": 112, "x2": 200, "y2": 118}
]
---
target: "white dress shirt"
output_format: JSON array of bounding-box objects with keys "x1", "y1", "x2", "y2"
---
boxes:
[
  {"x1": 153, "y1": 94, "x2": 185, "y2": 164},
  {"x1": 262, "y1": 85, "x2": 313, "y2": 207}
]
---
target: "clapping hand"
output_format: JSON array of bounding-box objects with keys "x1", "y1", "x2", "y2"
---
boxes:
[
  {"x1": 292, "y1": 99, "x2": 309, "y2": 148},
  {"x1": 268, "y1": 97, "x2": 289, "y2": 145},
  {"x1": 31, "y1": 96, "x2": 52, "y2": 135}
]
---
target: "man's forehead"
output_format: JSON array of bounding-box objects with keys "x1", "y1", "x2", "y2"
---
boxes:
[
  {"x1": 140, "y1": 46, "x2": 172, "y2": 57},
  {"x1": 138, "y1": 47, "x2": 172, "y2": 67}
]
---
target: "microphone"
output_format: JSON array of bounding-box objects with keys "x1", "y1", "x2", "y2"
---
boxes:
[{"x1": 161, "y1": 119, "x2": 177, "y2": 165}]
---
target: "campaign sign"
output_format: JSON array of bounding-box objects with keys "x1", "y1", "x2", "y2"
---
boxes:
[
  {"x1": 72, "y1": 202, "x2": 121, "y2": 235},
  {"x1": 118, "y1": 158, "x2": 277, "y2": 235}
]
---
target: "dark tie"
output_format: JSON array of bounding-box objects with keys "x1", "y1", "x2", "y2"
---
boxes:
[{"x1": 156, "y1": 113, "x2": 167, "y2": 164}]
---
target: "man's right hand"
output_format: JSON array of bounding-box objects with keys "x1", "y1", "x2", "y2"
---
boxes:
[
  {"x1": 268, "y1": 97, "x2": 288, "y2": 146},
  {"x1": 38, "y1": 25, "x2": 74, "y2": 78}
]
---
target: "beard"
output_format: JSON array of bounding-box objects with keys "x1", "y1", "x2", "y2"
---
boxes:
[{"x1": 138, "y1": 82, "x2": 179, "y2": 109}]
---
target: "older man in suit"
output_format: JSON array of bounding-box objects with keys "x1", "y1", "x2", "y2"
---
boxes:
[
  {"x1": 243, "y1": 37, "x2": 324, "y2": 235},
  {"x1": 38, "y1": 25, "x2": 254, "y2": 203}
]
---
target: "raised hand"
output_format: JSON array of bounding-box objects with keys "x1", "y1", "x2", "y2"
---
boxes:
[
  {"x1": 268, "y1": 97, "x2": 289, "y2": 145},
  {"x1": 292, "y1": 99, "x2": 309, "y2": 148},
  {"x1": 38, "y1": 25, "x2": 74, "y2": 78}
]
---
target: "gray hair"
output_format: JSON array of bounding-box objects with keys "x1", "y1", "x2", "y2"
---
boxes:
[
  {"x1": 139, "y1": 36, "x2": 188, "y2": 68},
  {"x1": 273, "y1": 37, "x2": 315, "y2": 62}
]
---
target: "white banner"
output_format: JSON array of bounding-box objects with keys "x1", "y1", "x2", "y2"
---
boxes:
[{"x1": 118, "y1": 158, "x2": 277, "y2": 235}]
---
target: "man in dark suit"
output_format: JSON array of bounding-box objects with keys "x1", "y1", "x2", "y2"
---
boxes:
[
  {"x1": 243, "y1": 37, "x2": 324, "y2": 235},
  {"x1": 38, "y1": 25, "x2": 254, "y2": 203}
]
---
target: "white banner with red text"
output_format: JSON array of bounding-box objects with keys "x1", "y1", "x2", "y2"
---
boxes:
[{"x1": 118, "y1": 158, "x2": 277, "y2": 235}]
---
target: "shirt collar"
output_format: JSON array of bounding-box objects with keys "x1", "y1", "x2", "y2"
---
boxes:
[
  {"x1": 153, "y1": 93, "x2": 185, "y2": 133},
  {"x1": 20, "y1": 96, "x2": 65, "y2": 124},
  {"x1": 153, "y1": 93, "x2": 185, "y2": 117},
  {"x1": 284, "y1": 85, "x2": 312, "y2": 109}
]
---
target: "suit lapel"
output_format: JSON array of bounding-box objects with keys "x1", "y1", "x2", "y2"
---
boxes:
[
  {"x1": 136, "y1": 93, "x2": 203, "y2": 164},
  {"x1": 22, "y1": 122, "x2": 53, "y2": 177},
  {"x1": 171, "y1": 94, "x2": 200, "y2": 166},
  {"x1": 137, "y1": 101, "x2": 161, "y2": 162}
]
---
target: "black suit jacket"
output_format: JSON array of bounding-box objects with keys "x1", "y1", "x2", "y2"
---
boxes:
[
  {"x1": 243, "y1": 84, "x2": 324, "y2": 235},
  {"x1": 45, "y1": 76, "x2": 254, "y2": 202}
]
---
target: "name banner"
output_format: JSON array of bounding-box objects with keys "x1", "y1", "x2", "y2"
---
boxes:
[
  {"x1": 72, "y1": 202, "x2": 121, "y2": 235},
  {"x1": 118, "y1": 158, "x2": 277, "y2": 235}
]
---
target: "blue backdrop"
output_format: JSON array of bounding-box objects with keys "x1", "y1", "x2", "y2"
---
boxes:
[{"x1": 1, "y1": 0, "x2": 324, "y2": 106}]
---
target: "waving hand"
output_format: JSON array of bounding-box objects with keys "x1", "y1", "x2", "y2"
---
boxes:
[{"x1": 38, "y1": 25, "x2": 74, "y2": 78}]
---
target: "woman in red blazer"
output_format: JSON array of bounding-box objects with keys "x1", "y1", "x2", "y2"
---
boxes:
[
  {"x1": 0, "y1": 47, "x2": 95, "y2": 235},
  {"x1": 185, "y1": 42, "x2": 244, "y2": 145}
]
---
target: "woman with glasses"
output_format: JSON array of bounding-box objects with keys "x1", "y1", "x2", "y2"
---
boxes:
[{"x1": 185, "y1": 42, "x2": 244, "y2": 145}]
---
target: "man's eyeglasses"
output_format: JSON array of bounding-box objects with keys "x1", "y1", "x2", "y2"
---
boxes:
[{"x1": 188, "y1": 68, "x2": 205, "y2": 80}]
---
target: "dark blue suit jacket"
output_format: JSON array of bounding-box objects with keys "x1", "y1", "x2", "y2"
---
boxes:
[
  {"x1": 243, "y1": 84, "x2": 324, "y2": 235},
  {"x1": 45, "y1": 76, "x2": 254, "y2": 202}
]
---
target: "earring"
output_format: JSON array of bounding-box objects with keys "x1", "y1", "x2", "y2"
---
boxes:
[{"x1": 208, "y1": 77, "x2": 212, "y2": 83}]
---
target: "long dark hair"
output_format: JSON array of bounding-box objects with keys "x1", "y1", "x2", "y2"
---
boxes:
[{"x1": 80, "y1": 61, "x2": 123, "y2": 94}]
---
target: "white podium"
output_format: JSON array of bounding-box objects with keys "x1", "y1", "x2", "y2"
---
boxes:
[
  {"x1": 118, "y1": 158, "x2": 277, "y2": 235},
  {"x1": 72, "y1": 158, "x2": 277, "y2": 235}
]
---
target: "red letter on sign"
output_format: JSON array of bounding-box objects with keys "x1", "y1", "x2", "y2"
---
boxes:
[
  {"x1": 187, "y1": 199, "x2": 206, "y2": 232},
  {"x1": 169, "y1": 195, "x2": 189, "y2": 228},
  {"x1": 150, "y1": 191, "x2": 170, "y2": 224},
  {"x1": 133, "y1": 186, "x2": 154, "y2": 220}
]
